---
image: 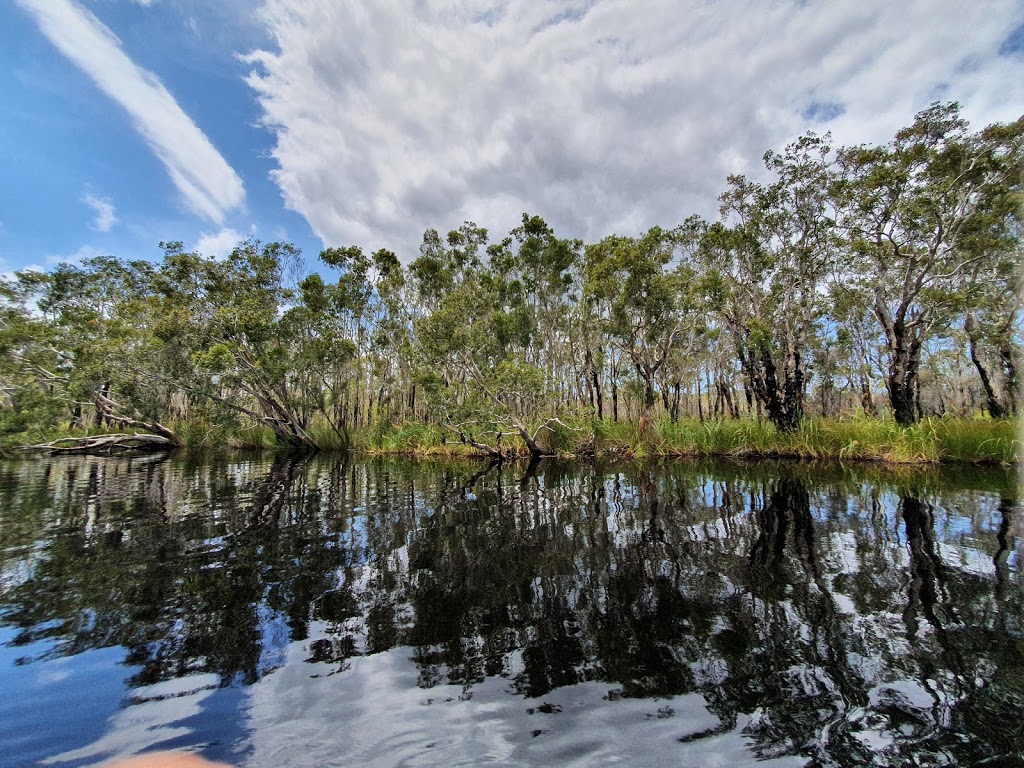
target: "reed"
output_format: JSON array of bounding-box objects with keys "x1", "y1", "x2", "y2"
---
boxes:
[
  {"x1": 648, "y1": 416, "x2": 1018, "y2": 465},
  {"x1": 338, "y1": 416, "x2": 1020, "y2": 465},
  {"x1": 6, "y1": 412, "x2": 1016, "y2": 466}
]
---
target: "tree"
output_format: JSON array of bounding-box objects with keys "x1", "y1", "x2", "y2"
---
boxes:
[
  {"x1": 29, "y1": 256, "x2": 185, "y2": 446},
  {"x1": 153, "y1": 239, "x2": 319, "y2": 450},
  {"x1": 585, "y1": 226, "x2": 684, "y2": 414},
  {"x1": 0, "y1": 270, "x2": 69, "y2": 438},
  {"x1": 413, "y1": 220, "x2": 579, "y2": 458},
  {"x1": 835, "y1": 103, "x2": 1023, "y2": 425},
  {"x1": 958, "y1": 190, "x2": 1022, "y2": 417},
  {"x1": 697, "y1": 133, "x2": 837, "y2": 432}
]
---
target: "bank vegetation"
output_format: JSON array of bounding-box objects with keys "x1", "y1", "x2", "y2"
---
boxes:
[{"x1": 2, "y1": 103, "x2": 1021, "y2": 465}]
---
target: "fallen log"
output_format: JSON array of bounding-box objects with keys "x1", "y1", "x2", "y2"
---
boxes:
[
  {"x1": 23, "y1": 433, "x2": 180, "y2": 456},
  {"x1": 442, "y1": 423, "x2": 512, "y2": 460},
  {"x1": 94, "y1": 392, "x2": 184, "y2": 447}
]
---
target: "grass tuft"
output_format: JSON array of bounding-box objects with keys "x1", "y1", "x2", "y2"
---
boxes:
[{"x1": 352, "y1": 416, "x2": 1019, "y2": 465}]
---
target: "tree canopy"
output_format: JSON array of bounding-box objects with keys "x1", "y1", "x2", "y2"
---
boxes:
[{"x1": 2, "y1": 103, "x2": 1019, "y2": 452}]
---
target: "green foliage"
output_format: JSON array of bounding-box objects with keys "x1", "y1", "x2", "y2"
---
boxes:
[
  {"x1": 533, "y1": 417, "x2": 583, "y2": 456},
  {"x1": 1, "y1": 104, "x2": 1019, "y2": 463},
  {"x1": 835, "y1": 103, "x2": 1024, "y2": 425},
  {"x1": 0, "y1": 386, "x2": 67, "y2": 448}
]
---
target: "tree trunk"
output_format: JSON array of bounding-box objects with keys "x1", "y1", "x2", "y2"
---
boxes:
[
  {"x1": 510, "y1": 418, "x2": 544, "y2": 459},
  {"x1": 637, "y1": 362, "x2": 656, "y2": 413},
  {"x1": 95, "y1": 381, "x2": 112, "y2": 427},
  {"x1": 999, "y1": 339, "x2": 1019, "y2": 416},
  {"x1": 888, "y1": 375, "x2": 917, "y2": 426},
  {"x1": 585, "y1": 347, "x2": 603, "y2": 420},
  {"x1": 739, "y1": 348, "x2": 804, "y2": 433},
  {"x1": 964, "y1": 313, "x2": 1005, "y2": 418},
  {"x1": 94, "y1": 391, "x2": 184, "y2": 448},
  {"x1": 611, "y1": 364, "x2": 619, "y2": 422},
  {"x1": 860, "y1": 376, "x2": 876, "y2": 417},
  {"x1": 887, "y1": 329, "x2": 922, "y2": 427}
]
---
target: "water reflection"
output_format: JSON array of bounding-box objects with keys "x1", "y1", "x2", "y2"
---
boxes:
[{"x1": 0, "y1": 455, "x2": 1020, "y2": 767}]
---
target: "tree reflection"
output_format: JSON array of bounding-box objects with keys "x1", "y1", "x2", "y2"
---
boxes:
[{"x1": 0, "y1": 456, "x2": 1021, "y2": 765}]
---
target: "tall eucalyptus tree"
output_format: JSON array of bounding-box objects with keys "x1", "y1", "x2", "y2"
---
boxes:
[
  {"x1": 585, "y1": 226, "x2": 684, "y2": 415},
  {"x1": 834, "y1": 103, "x2": 1023, "y2": 424},
  {"x1": 697, "y1": 134, "x2": 837, "y2": 432}
]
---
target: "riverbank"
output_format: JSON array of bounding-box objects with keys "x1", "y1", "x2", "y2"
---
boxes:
[
  {"x1": 4, "y1": 416, "x2": 1019, "y2": 466},
  {"x1": 353, "y1": 416, "x2": 1020, "y2": 466}
]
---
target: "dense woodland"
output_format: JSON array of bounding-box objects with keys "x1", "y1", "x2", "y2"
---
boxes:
[{"x1": 1, "y1": 103, "x2": 1021, "y2": 455}]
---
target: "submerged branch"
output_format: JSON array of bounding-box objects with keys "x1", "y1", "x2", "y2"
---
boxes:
[{"x1": 23, "y1": 433, "x2": 179, "y2": 455}]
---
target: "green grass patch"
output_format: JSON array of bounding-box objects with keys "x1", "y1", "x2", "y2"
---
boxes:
[
  {"x1": 7, "y1": 413, "x2": 1013, "y2": 466},
  {"x1": 619, "y1": 415, "x2": 1017, "y2": 465},
  {"x1": 352, "y1": 421, "x2": 483, "y2": 457},
  {"x1": 355, "y1": 416, "x2": 1019, "y2": 465}
]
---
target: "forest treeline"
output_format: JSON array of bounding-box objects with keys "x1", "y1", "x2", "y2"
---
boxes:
[{"x1": 1, "y1": 103, "x2": 1021, "y2": 457}]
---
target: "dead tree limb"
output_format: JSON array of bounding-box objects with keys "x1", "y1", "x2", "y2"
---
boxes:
[
  {"x1": 23, "y1": 433, "x2": 178, "y2": 455},
  {"x1": 94, "y1": 392, "x2": 184, "y2": 447},
  {"x1": 507, "y1": 416, "x2": 583, "y2": 458},
  {"x1": 443, "y1": 422, "x2": 510, "y2": 460}
]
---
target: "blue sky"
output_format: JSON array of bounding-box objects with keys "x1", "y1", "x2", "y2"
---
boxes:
[
  {"x1": 2, "y1": 0, "x2": 319, "y2": 273},
  {"x1": 2, "y1": 0, "x2": 1023, "y2": 276}
]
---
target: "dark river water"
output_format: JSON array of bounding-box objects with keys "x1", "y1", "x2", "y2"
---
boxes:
[{"x1": 0, "y1": 454, "x2": 1021, "y2": 767}]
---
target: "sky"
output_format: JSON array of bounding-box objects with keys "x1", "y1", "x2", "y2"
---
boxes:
[{"x1": 2, "y1": 0, "x2": 1023, "y2": 276}]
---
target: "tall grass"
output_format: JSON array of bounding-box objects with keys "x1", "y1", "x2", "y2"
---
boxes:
[
  {"x1": 358, "y1": 416, "x2": 1018, "y2": 465},
  {"x1": 8, "y1": 412, "x2": 1015, "y2": 466},
  {"x1": 352, "y1": 421, "x2": 483, "y2": 457},
  {"x1": 651, "y1": 416, "x2": 1019, "y2": 464}
]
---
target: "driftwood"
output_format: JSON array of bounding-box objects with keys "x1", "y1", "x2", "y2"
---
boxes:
[
  {"x1": 23, "y1": 433, "x2": 180, "y2": 455},
  {"x1": 21, "y1": 390, "x2": 184, "y2": 456},
  {"x1": 94, "y1": 392, "x2": 184, "y2": 447},
  {"x1": 444, "y1": 417, "x2": 583, "y2": 460},
  {"x1": 443, "y1": 423, "x2": 513, "y2": 459}
]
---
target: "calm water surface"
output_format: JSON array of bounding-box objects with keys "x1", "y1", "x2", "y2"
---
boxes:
[{"x1": 0, "y1": 454, "x2": 1021, "y2": 767}]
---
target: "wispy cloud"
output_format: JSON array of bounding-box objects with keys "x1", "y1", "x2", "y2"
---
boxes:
[
  {"x1": 15, "y1": 0, "x2": 245, "y2": 224},
  {"x1": 82, "y1": 189, "x2": 117, "y2": 232},
  {"x1": 245, "y1": 0, "x2": 1024, "y2": 255}
]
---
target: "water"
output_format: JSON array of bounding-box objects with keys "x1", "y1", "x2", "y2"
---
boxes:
[{"x1": 0, "y1": 454, "x2": 1020, "y2": 767}]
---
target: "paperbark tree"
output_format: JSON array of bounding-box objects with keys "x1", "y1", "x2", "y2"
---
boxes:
[
  {"x1": 154, "y1": 239, "x2": 320, "y2": 451},
  {"x1": 835, "y1": 103, "x2": 1023, "y2": 425},
  {"x1": 697, "y1": 134, "x2": 837, "y2": 432},
  {"x1": 584, "y1": 226, "x2": 683, "y2": 414}
]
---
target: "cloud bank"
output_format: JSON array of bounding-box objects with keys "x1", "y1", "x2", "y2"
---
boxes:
[
  {"x1": 244, "y1": 0, "x2": 1024, "y2": 255},
  {"x1": 16, "y1": 0, "x2": 245, "y2": 224}
]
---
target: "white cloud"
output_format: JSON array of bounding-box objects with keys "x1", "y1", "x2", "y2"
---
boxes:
[
  {"x1": 244, "y1": 0, "x2": 1024, "y2": 257},
  {"x1": 1, "y1": 254, "x2": 39, "y2": 286},
  {"x1": 45, "y1": 244, "x2": 105, "y2": 267},
  {"x1": 15, "y1": 0, "x2": 245, "y2": 224},
  {"x1": 82, "y1": 189, "x2": 117, "y2": 232},
  {"x1": 193, "y1": 227, "x2": 246, "y2": 259},
  {"x1": 3, "y1": 245, "x2": 107, "y2": 293}
]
